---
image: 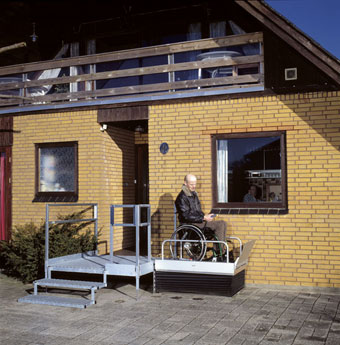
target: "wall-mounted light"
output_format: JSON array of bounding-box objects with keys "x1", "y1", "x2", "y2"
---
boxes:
[
  {"x1": 100, "y1": 124, "x2": 107, "y2": 132},
  {"x1": 135, "y1": 125, "x2": 144, "y2": 133},
  {"x1": 30, "y1": 22, "x2": 38, "y2": 43}
]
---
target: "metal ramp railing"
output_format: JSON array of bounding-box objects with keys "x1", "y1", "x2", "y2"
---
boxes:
[
  {"x1": 19, "y1": 203, "x2": 103, "y2": 308},
  {"x1": 109, "y1": 204, "x2": 152, "y2": 299}
]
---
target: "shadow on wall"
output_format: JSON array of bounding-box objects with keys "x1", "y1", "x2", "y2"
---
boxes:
[
  {"x1": 107, "y1": 125, "x2": 136, "y2": 251},
  {"x1": 283, "y1": 95, "x2": 340, "y2": 154},
  {"x1": 151, "y1": 193, "x2": 174, "y2": 255}
]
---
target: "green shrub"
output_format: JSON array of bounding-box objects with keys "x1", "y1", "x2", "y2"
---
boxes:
[{"x1": 0, "y1": 212, "x2": 98, "y2": 283}]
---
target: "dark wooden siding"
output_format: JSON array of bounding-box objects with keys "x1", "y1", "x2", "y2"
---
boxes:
[
  {"x1": 0, "y1": 116, "x2": 13, "y2": 146},
  {"x1": 264, "y1": 31, "x2": 338, "y2": 93}
]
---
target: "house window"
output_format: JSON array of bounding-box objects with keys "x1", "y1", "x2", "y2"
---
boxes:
[
  {"x1": 34, "y1": 142, "x2": 78, "y2": 202},
  {"x1": 212, "y1": 131, "x2": 287, "y2": 213}
]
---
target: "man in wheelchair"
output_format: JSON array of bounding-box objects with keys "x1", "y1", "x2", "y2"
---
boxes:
[{"x1": 174, "y1": 174, "x2": 227, "y2": 261}]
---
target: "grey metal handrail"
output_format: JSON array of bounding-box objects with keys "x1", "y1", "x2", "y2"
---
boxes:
[
  {"x1": 44, "y1": 203, "x2": 98, "y2": 278},
  {"x1": 162, "y1": 236, "x2": 242, "y2": 263},
  {"x1": 110, "y1": 204, "x2": 152, "y2": 297}
]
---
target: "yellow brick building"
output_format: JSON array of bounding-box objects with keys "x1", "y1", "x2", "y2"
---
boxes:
[
  {"x1": 9, "y1": 90, "x2": 340, "y2": 288},
  {"x1": 1, "y1": 0, "x2": 339, "y2": 292},
  {"x1": 12, "y1": 110, "x2": 136, "y2": 251},
  {"x1": 148, "y1": 91, "x2": 340, "y2": 287}
]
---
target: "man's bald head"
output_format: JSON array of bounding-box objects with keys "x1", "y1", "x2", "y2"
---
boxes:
[{"x1": 184, "y1": 174, "x2": 197, "y2": 192}]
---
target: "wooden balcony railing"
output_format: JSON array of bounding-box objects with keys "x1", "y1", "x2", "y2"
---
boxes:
[{"x1": 0, "y1": 32, "x2": 264, "y2": 111}]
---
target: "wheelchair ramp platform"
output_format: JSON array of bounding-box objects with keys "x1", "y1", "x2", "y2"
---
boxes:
[
  {"x1": 154, "y1": 240, "x2": 255, "y2": 296},
  {"x1": 48, "y1": 252, "x2": 153, "y2": 276},
  {"x1": 19, "y1": 253, "x2": 153, "y2": 308},
  {"x1": 18, "y1": 204, "x2": 154, "y2": 308}
]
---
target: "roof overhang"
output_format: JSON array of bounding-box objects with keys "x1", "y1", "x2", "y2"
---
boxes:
[{"x1": 235, "y1": 0, "x2": 340, "y2": 86}]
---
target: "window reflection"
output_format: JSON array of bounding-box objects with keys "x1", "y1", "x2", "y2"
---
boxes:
[
  {"x1": 39, "y1": 146, "x2": 75, "y2": 192},
  {"x1": 217, "y1": 136, "x2": 282, "y2": 203}
]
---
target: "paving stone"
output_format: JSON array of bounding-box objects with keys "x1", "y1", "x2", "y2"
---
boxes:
[{"x1": 2, "y1": 273, "x2": 340, "y2": 345}]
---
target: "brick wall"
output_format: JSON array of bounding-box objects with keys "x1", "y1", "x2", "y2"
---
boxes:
[
  {"x1": 12, "y1": 110, "x2": 135, "y2": 252},
  {"x1": 148, "y1": 91, "x2": 340, "y2": 287}
]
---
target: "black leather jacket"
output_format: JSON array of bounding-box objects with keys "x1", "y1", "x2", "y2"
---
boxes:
[{"x1": 175, "y1": 185, "x2": 204, "y2": 224}]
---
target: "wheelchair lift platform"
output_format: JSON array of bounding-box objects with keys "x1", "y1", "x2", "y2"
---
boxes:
[{"x1": 154, "y1": 239, "x2": 255, "y2": 296}]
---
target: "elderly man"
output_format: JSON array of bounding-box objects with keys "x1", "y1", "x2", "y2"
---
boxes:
[{"x1": 175, "y1": 174, "x2": 227, "y2": 244}]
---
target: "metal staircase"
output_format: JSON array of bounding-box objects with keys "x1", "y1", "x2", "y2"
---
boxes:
[
  {"x1": 18, "y1": 203, "x2": 153, "y2": 308},
  {"x1": 18, "y1": 203, "x2": 104, "y2": 309},
  {"x1": 18, "y1": 278, "x2": 106, "y2": 308}
]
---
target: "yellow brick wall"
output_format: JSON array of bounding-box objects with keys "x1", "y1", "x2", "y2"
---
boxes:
[
  {"x1": 135, "y1": 132, "x2": 148, "y2": 145},
  {"x1": 148, "y1": 91, "x2": 340, "y2": 288},
  {"x1": 12, "y1": 110, "x2": 136, "y2": 253}
]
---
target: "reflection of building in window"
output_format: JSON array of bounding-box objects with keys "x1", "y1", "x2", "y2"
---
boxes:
[
  {"x1": 214, "y1": 132, "x2": 286, "y2": 206},
  {"x1": 40, "y1": 155, "x2": 61, "y2": 191},
  {"x1": 38, "y1": 144, "x2": 76, "y2": 192}
]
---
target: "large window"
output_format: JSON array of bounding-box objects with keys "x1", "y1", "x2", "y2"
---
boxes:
[
  {"x1": 34, "y1": 142, "x2": 78, "y2": 202},
  {"x1": 212, "y1": 132, "x2": 287, "y2": 212}
]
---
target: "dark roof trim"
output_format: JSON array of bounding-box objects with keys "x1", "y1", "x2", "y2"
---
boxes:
[
  {"x1": 235, "y1": 0, "x2": 340, "y2": 86},
  {"x1": 98, "y1": 105, "x2": 148, "y2": 123}
]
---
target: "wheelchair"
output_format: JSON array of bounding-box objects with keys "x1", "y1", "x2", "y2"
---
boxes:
[
  {"x1": 169, "y1": 223, "x2": 226, "y2": 261},
  {"x1": 168, "y1": 206, "x2": 242, "y2": 262}
]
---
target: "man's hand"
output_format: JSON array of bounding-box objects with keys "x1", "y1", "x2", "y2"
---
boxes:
[{"x1": 204, "y1": 213, "x2": 215, "y2": 222}]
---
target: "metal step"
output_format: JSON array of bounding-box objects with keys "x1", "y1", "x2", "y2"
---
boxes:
[
  {"x1": 18, "y1": 295, "x2": 92, "y2": 309},
  {"x1": 34, "y1": 278, "x2": 106, "y2": 290}
]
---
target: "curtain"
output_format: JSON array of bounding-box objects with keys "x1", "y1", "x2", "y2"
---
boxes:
[
  {"x1": 210, "y1": 21, "x2": 226, "y2": 38},
  {"x1": 217, "y1": 140, "x2": 228, "y2": 203},
  {"x1": 0, "y1": 153, "x2": 5, "y2": 241},
  {"x1": 228, "y1": 20, "x2": 260, "y2": 56},
  {"x1": 187, "y1": 23, "x2": 201, "y2": 80}
]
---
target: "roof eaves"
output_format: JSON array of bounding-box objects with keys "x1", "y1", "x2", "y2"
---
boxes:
[{"x1": 235, "y1": 0, "x2": 340, "y2": 86}]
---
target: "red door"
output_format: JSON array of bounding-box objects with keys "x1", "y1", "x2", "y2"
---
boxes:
[{"x1": 0, "y1": 147, "x2": 11, "y2": 241}]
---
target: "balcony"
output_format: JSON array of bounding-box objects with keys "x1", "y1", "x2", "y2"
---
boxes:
[{"x1": 0, "y1": 32, "x2": 264, "y2": 114}]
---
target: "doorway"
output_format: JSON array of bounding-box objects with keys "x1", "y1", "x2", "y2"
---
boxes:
[
  {"x1": 135, "y1": 144, "x2": 149, "y2": 204},
  {"x1": 0, "y1": 147, "x2": 11, "y2": 241},
  {"x1": 135, "y1": 144, "x2": 149, "y2": 254}
]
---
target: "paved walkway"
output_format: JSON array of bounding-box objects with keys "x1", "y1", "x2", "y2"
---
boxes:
[{"x1": 1, "y1": 273, "x2": 340, "y2": 345}]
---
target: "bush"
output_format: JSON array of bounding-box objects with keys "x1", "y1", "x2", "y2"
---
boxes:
[{"x1": 0, "y1": 212, "x2": 98, "y2": 283}]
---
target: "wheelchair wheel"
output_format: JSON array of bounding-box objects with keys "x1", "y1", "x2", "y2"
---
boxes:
[
  {"x1": 202, "y1": 227, "x2": 221, "y2": 261},
  {"x1": 169, "y1": 224, "x2": 207, "y2": 261}
]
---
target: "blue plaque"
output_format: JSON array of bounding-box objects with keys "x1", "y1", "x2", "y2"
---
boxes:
[{"x1": 160, "y1": 142, "x2": 169, "y2": 154}]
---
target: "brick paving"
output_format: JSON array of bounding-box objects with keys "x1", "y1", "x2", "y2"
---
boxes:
[{"x1": 1, "y1": 273, "x2": 340, "y2": 345}]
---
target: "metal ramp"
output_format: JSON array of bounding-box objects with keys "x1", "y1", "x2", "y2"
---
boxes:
[{"x1": 19, "y1": 204, "x2": 153, "y2": 308}]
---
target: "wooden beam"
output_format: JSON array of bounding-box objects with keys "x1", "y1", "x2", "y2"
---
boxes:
[
  {"x1": 0, "y1": 42, "x2": 26, "y2": 54},
  {"x1": 0, "y1": 82, "x2": 265, "y2": 111},
  {"x1": 22, "y1": 74, "x2": 263, "y2": 104},
  {"x1": 235, "y1": 0, "x2": 340, "y2": 85},
  {"x1": 0, "y1": 32, "x2": 263, "y2": 76},
  {"x1": 0, "y1": 55, "x2": 263, "y2": 91},
  {"x1": 98, "y1": 106, "x2": 148, "y2": 123},
  {"x1": 0, "y1": 98, "x2": 22, "y2": 106}
]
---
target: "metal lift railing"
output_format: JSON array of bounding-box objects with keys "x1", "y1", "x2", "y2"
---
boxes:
[
  {"x1": 110, "y1": 204, "x2": 152, "y2": 297},
  {"x1": 44, "y1": 203, "x2": 98, "y2": 278}
]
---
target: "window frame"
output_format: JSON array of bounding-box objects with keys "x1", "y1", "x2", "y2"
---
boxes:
[
  {"x1": 34, "y1": 141, "x2": 78, "y2": 202},
  {"x1": 211, "y1": 131, "x2": 287, "y2": 213}
]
